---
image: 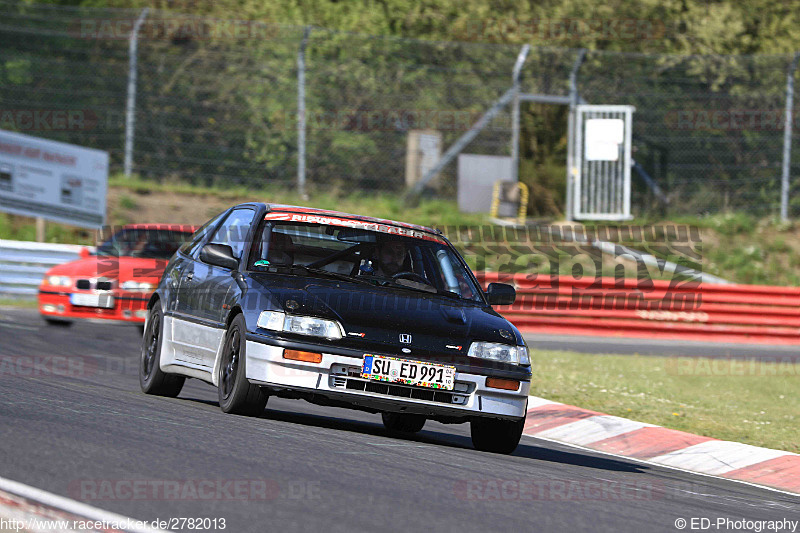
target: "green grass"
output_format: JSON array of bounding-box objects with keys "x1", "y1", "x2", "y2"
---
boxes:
[
  {"x1": 530, "y1": 349, "x2": 800, "y2": 453},
  {"x1": 0, "y1": 298, "x2": 37, "y2": 308},
  {"x1": 0, "y1": 212, "x2": 95, "y2": 245},
  {"x1": 109, "y1": 174, "x2": 489, "y2": 228},
  {"x1": 118, "y1": 194, "x2": 138, "y2": 210},
  {"x1": 586, "y1": 213, "x2": 800, "y2": 286}
]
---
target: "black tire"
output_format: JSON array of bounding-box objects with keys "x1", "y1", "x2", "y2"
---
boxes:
[
  {"x1": 381, "y1": 412, "x2": 426, "y2": 434},
  {"x1": 470, "y1": 417, "x2": 525, "y2": 454},
  {"x1": 44, "y1": 317, "x2": 72, "y2": 327},
  {"x1": 139, "y1": 301, "x2": 185, "y2": 397},
  {"x1": 218, "y1": 314, "x2": 268, "y2": 416}
]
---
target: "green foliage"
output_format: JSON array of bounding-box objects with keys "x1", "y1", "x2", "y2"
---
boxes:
[
  {"x1": 3, "y1": 59, "x2": 33, "y2": 85},
  {"x1": 0, "y1": 213, "x2": 94, "y2": 244},
  {"x1": 84, "y1": 0, "x2": 800, "y2": 55},
  {"x1": 12, "y1": 1, "x2": 800, "y2": 217},
  {"x1": 118, "y1": 194, "x2": 138, "y2": 210},
  {"x1": 698, "y1": 212, "x2": 757, "y2": 236}
]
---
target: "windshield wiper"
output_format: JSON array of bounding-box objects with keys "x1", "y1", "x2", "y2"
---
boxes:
[
  {"x1": 279, "y1": 264, "x2": 377, "y2": 286},
  {"x1": 380, "y1": 279, "x2": 461, "y2": 299}
]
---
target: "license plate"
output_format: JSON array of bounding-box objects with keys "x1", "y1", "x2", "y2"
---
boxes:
[
  {"x1": 70, "y1": 292, "x2": 114, "y2": 308},
  {"x1": 361, "y1": 355, "x2": 455, "y2": 391}
]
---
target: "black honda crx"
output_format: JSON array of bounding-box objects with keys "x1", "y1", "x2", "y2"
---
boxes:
[{"x1": 140, "y1": 203, "x2": 531, "y2": 453}]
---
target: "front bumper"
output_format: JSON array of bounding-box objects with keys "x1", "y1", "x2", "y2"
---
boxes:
[
  {"x1": 245, "y1": 339, "x2": 530, "y2": 421},
  {"x1": 38, "y1": 289, "x2": 150, "y2": 324}
]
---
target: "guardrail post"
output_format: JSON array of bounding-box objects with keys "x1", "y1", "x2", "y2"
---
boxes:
[
  {"x1": 405, "y1": 46, "x2": 530, "y2": 204},
  {"x1": 510, "y1": 45, "x2": 530, "y2": 183},
  {"x1": 297, "y1": 26, "x2": 312, "y2": 200},
  {"x1": 565, "y1": 49, "x2": 586, "y2": 222},
  {"x1": 780, "y1": 52, "x2": 800, "y2": 222},
  {"x1": 35, "y1": 217, "x2": 45, "y2": 242},
  {"x1": 123, "y1": 8, "x2": 149, "y2": 177}
]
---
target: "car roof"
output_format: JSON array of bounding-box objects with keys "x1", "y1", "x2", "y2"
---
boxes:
[{"x1": 265, "y1": 204, "x2": 440, "y2": 236}]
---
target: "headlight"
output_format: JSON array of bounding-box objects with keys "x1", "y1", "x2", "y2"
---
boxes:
[
  {"x1": 46, "y1": 275, "x2": 71, "y2": 287},
  {"x1": 257, "y1": 311, "x2": 343, "y2": 340},
  {"x1": 121, "y1": 281, "x2": 153, "y2": 291},
  {"x1": 518, "y1": 345, "x2": 530, "y2": 365},
  {"x1": 468, "y1": 341, "x2": 529, "y2": 365}
]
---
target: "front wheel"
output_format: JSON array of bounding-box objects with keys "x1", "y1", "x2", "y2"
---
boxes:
[
  {"x1": 140, "y1": 301, "x2": 185, "y2": 397},
  {"x1": 218, "y1": 314, "x2": 268, "y2": 416},
  {"x1": 470, "y1": 417, "x2": 524, "y2": 454},
  {"x1": 381, "y1": 412, "x2": 426, "y2": 434}
]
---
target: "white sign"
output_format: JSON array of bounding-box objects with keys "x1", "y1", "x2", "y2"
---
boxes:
[
  {"x1": 585, "y1": 118, "x2": 624, "y2": 161},
  {"x1": 0, "y1": 129, "x2": 109, "y2": 228},
  {"x1": 418, "y1": 133, "x2": 441, "y2": 177}
]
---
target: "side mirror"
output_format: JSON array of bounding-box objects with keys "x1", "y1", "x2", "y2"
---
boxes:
[
  {"x1": 79, "y1": 247, "x2": 91, "y2": 259},
  {"x1": 486, "y1": 282, "x2": 516, "y2": 306},
  {"x1": 199, "y1": 243, "x2": 239, "y2": 271}
]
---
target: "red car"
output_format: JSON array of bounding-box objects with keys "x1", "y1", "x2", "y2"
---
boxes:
[{"x1": 38, "y1": 224, "x2": 197, "y2": 328}]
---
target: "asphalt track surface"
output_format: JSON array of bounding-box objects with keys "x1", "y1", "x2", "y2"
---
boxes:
[{"x1": 1, "y1": 307, "x2": 798, "y2": 533}]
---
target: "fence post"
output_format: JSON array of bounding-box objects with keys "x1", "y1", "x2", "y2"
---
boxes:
[
  {"x1": 780, "y1": 52, "x2": 800, "y2": 222},
  {"x1": 510, "y1": 45, "x2": 530, "y2": 183},
  {"x1": 297, "y1": 26, "x2": 312, "y2": 200},
  {"x1": 565, "y1": 49, "x2": 586, "y2": 221},
  {"x1": 123, "y1": 8, "x2": 149, "y2": 177}
]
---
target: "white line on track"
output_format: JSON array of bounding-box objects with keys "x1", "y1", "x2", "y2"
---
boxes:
[{"x1": 0, "y1": 475, "x2": 167, "y2": 533}]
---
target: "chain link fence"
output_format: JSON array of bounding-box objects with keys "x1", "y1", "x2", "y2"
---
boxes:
[{"x1": 1, "y1": 0, "x2": 799, "y2": 218}]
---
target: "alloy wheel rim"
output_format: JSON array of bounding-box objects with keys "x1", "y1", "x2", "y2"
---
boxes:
[
  {"x1": 221, "y1": 327, "x2": 240, "y2": 400},
  {"x1": 143, "y1": 313, "x2": 159, "y2": 379}
]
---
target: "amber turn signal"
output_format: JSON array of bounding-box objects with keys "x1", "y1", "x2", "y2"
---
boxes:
[
  {"x1": 283, "y1": 350, "x2": 323, "y2": 363},
  {"x1": 485, "y1": 377, "x2": 520, "y2": 391}
]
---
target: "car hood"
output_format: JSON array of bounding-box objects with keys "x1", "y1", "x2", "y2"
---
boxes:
[
  {"x1": 247, "y1": 273, "x2": 523, "y2": 359},
  {"x1": 45, "y1": 256, "x2": 168, "y2": 283}
]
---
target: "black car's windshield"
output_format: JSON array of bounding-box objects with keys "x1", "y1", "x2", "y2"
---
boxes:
[
  {"x1": 96, "y1": 228, "x2": 193, "y2": 259},
  {"x1": 249, "y1": 219, "x2": 483, "y2": 302}
]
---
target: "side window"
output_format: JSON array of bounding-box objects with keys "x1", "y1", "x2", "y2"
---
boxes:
[
  {"x1": 209, "y1": 208, "x2": 256, "y2": 260},
  {"x1": 181, "y1": 211, "x2": 226, "y2": 257}
]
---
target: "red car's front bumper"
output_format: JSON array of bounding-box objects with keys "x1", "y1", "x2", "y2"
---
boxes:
[{"x1": 38, "y1": 288, "x2": 151, "y2": 325}]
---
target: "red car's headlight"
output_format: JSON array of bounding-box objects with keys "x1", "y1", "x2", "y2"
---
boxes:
[
  {"x1": 120, "y1": 281, "x2": 154, "y2": 291},
  {"x1": 46, "y1": 275, "x2": 71, "y2": 287}
]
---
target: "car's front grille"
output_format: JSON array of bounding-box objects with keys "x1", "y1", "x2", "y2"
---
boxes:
[
  {"x1": 335, "y1": 377, "x2": 462, "y2": 405},
  {"x1": 75, "y1": 279, "x2": 113, "y2": 291}
]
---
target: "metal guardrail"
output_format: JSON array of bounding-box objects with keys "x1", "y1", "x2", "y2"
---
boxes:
[
  {"x1": 0, "y1": 239, "x2": 93, "y2": 299},
  {"x1": 478, "y1": 272, "x2": 800, "y2": 345}
]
